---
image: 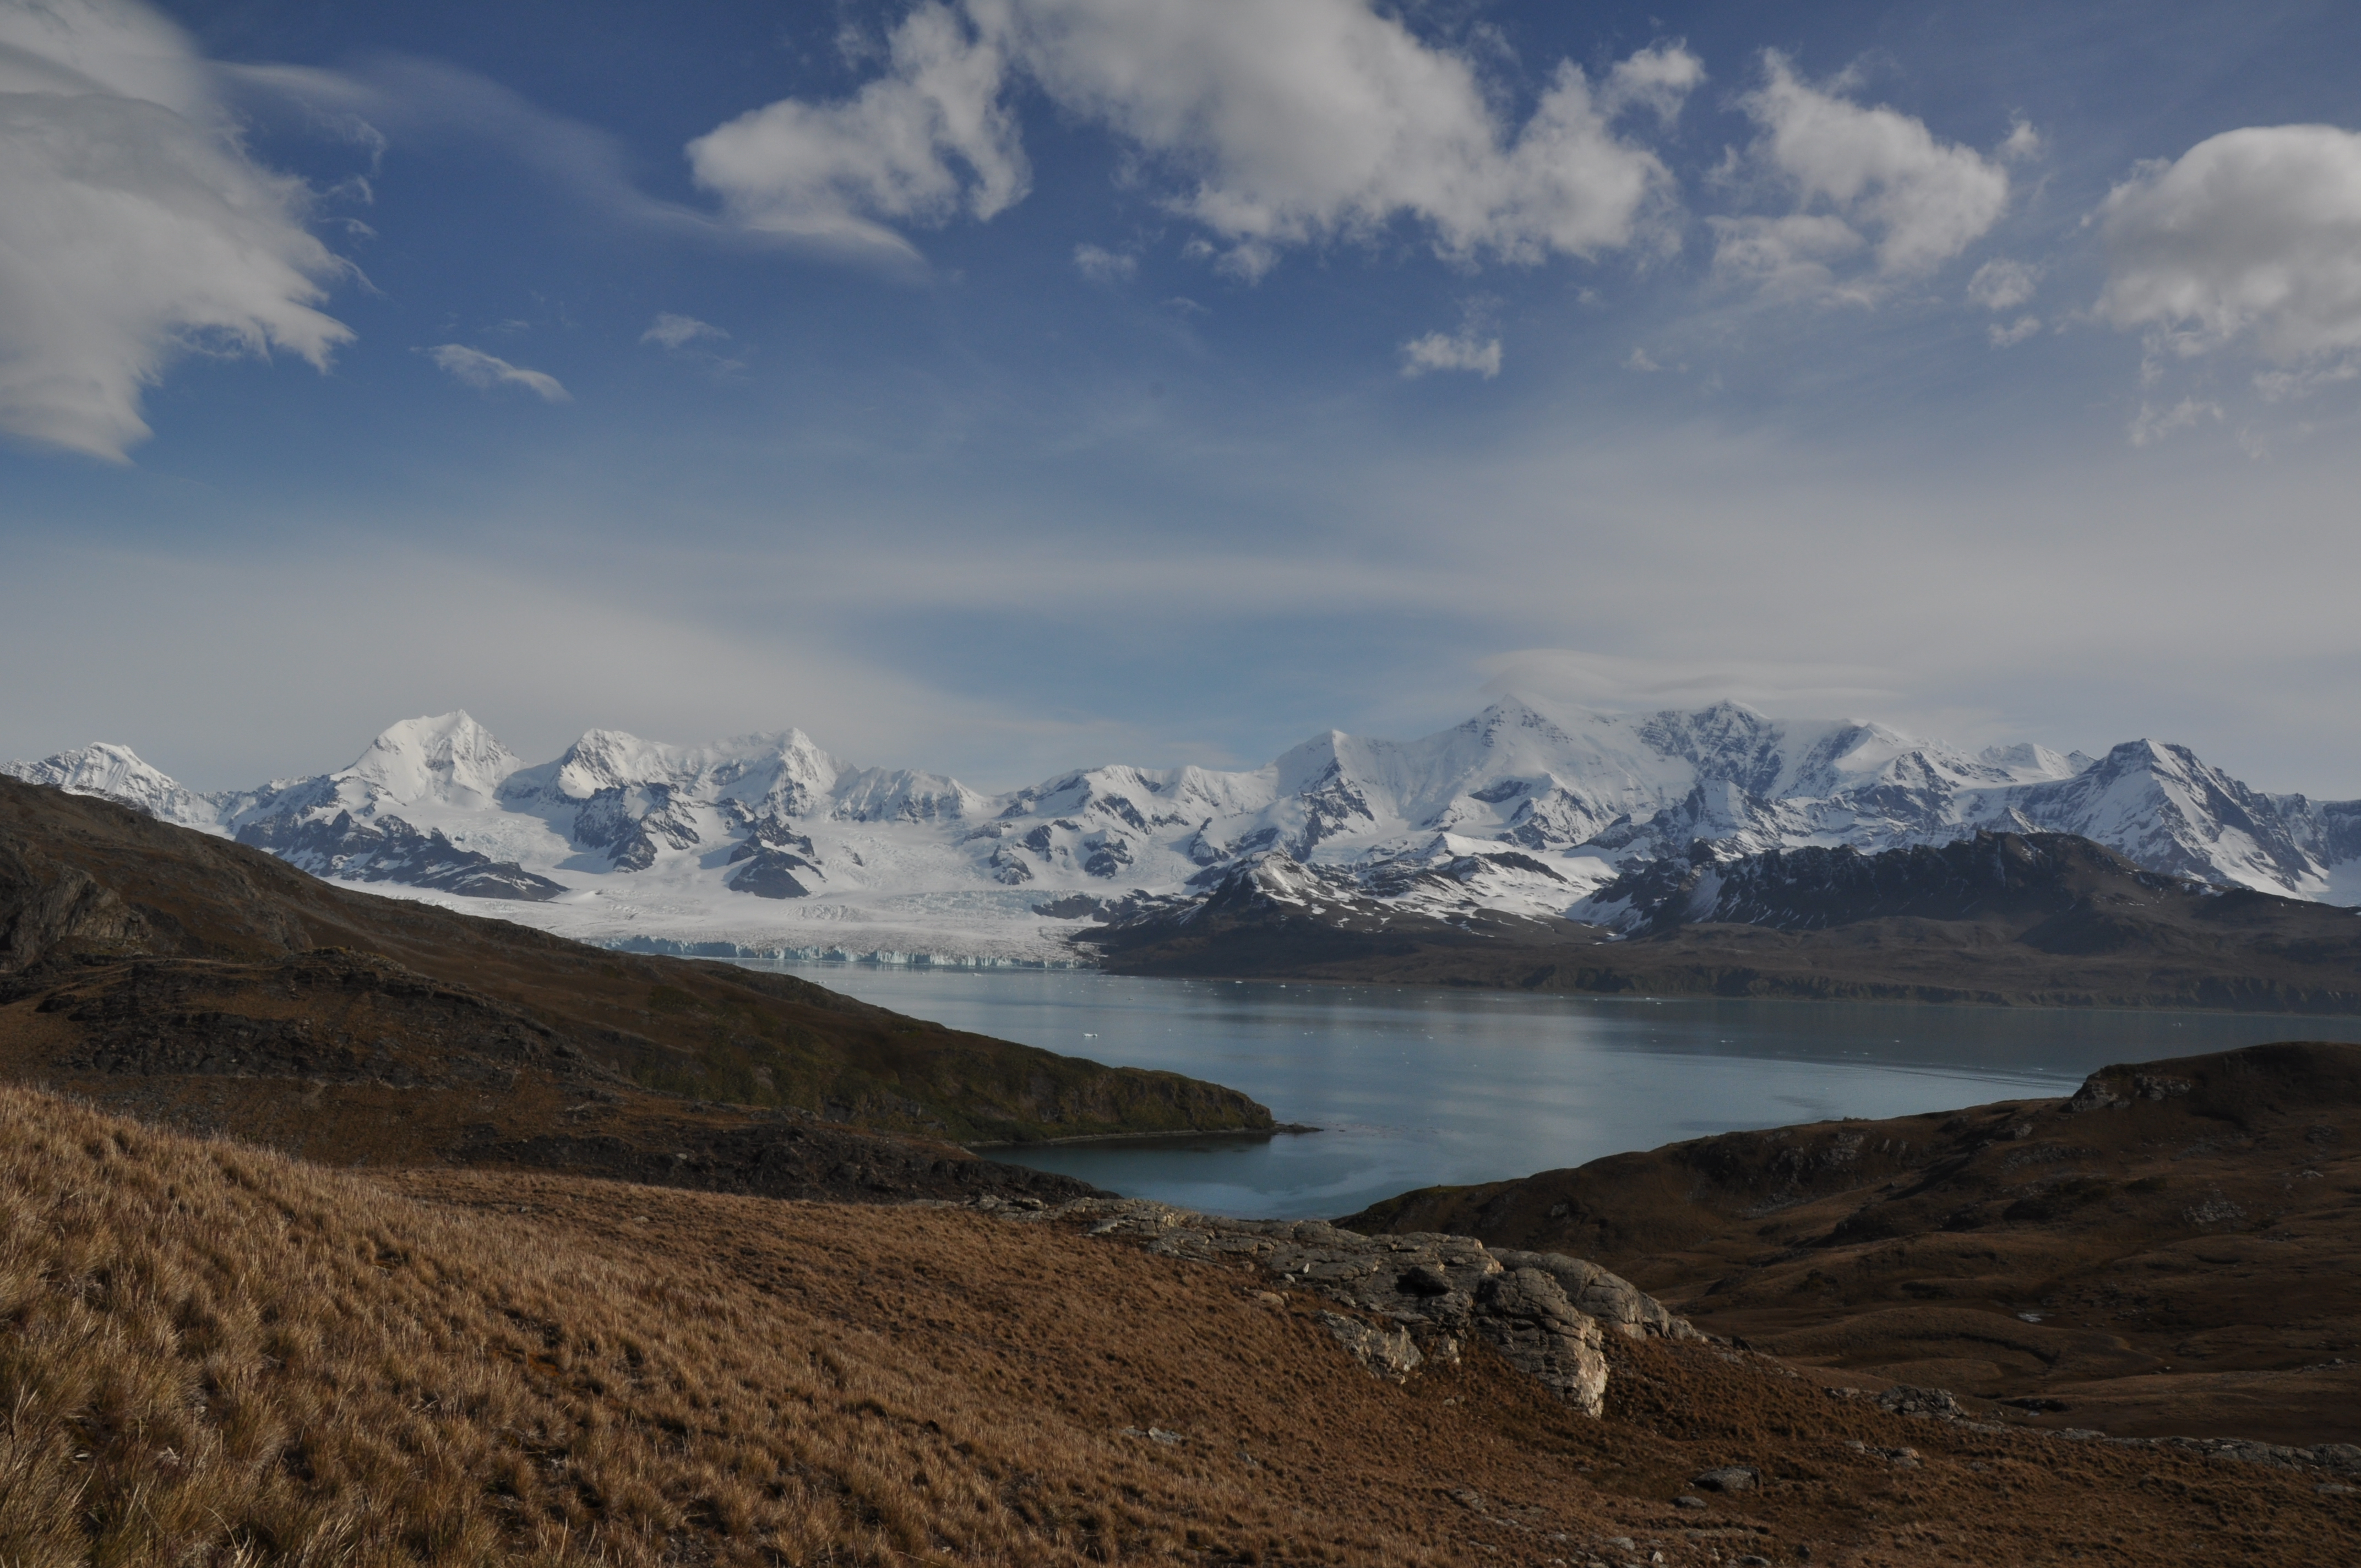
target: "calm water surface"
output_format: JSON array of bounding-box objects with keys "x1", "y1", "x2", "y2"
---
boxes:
[{"x1": 738, "y1": 963, "x2": 2361, "y2": 1219}]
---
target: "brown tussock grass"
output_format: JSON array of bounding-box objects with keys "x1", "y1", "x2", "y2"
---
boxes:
[
  {"x1": 0, "y1": 1085, "x2": 1482, "y2": 1566},
  {"x1": 8, "y1": 1083, "x2": 2360, "y2": 1567}
]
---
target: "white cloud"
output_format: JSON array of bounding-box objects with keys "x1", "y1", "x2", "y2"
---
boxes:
[
  {"x1": 2098, "y1": 125, "x2": 2361, "y2": 362},
  {"x1": 1624, "y1": 347, "x2": 1663, "y2": 372},
  {"x1": 641, "y1": 312, "x2": 726, "y2": 349},
  {"x1": 1599, "y1": 43, "x2": 1707, "y2": 127},
  {"x1": 2128, "y1": 396, "x2": 2220, "y2": 447},
  {"x1": 686, "y1": 2, "x2": 1026, "y2": 258},
  {"x1": 688, "y1": 0, "x2": 1696, "y2": 276},
  {"x1": 0, "y1": 0, "x2": 351, "y2": 461},
  {"x1": 1967, "y1": 257, "x2": 2038, "y2": 311},
  {"x1": 1717, "y1": 54, "x2": 2010, "y2": 295},
  {"x1": 426, "y1": 345, "x2": 570, "y2": 402},
  {"x1": 1707, "y1": 212, "x2": 1865, "y2": 298},
  {"x1": 1988, "y1": 314, "x2": 2041, "y2": 348},
  {"x1": 1072, "y1": 243, "x2": 1136, "y2": 283},
  {"x1": 1400, "y1": 330, "x2": 1502, "y2": 378},
  {"x1": 993, "y1": 0, "x2": 1694, "y2": 271},
  {"x1": 2253, "y1": 360, "x2": 2358, "y2": 402},
  {"x1": 1999, "y1": 118, "x2": 2042, "y2": 163}
]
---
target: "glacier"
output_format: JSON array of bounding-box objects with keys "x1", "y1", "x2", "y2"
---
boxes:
[{"x1": 9, "y1": 697, "x2": 2359, "y2": 965}]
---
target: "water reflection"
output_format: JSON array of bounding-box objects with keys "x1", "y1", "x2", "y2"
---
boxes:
[{"x1": 736, "y1": 963, "x2": 2361, "y2": 1219}]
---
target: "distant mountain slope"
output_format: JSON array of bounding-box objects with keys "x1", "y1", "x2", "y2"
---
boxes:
[
  {"x1": 8, "y1": 696, "x2": 2357, "y2": 965},
  {"x1": 0, "y1": 777, "x2": 1275, "y2": 1195},
  {"x1": 1086, "y1": 832, "x2": 2361, "y2": 1011},
  {"x1": 1584, "y1": 830, "x2": 2212, "y2": 935}
]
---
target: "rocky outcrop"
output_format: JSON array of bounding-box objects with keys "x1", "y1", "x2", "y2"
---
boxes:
[
  {"x1": 0, "y1": 853, "x2": 154, "y2": 971},
  {"x1": 1318, "y1": 1313, "x2": 1424, "y2": 1382},
  {"x1": 979, "y1": 1196, "x2": 1699, "y2": 1417},
  {"x1": 1490, "y1": 1246, "x2": 1695, "y2": 1341},
  {"x1": 1467, "y1": 1265, "x2": 1609, "y2": 1412}
]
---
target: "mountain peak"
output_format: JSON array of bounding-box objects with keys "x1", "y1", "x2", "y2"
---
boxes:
[
  {"x1": 1977, "y1": 742, "x2": 2087, "y2": 782},
  {"x1": 344, "y1": 712, "x2": 521, "y2": 805},
  {"x1": 0, "y1": 742, "x2": 225, "y2": 832},
  {"x1": 14, "y1": 699, "x2": 2358, "y2": 961},
  {"x1": 546, "y1": 728, "x2": 666, "y2": 800}
]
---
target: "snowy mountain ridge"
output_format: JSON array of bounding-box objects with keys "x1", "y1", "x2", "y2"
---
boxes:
[{"x1": 8, "y1": 698, "x2": 2357, "y2": 965}]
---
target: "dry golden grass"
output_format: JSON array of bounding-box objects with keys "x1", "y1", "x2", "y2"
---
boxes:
[
  {"x1": 9, "y1": 1082, "x2": 2361, "y2": 1567},
  {"x1": 0, "y1": 1085, "x2": 1482, "y2": 1566}
]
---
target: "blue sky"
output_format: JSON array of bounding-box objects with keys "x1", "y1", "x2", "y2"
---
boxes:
[{"x1": 4, "y1": 0, "x2": 2360, "y2": 795}]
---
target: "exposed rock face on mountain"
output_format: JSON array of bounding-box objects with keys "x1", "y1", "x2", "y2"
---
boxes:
[
  {"x1": 8, "y1": 696, "x2": 2356, "y2": 965},
  {"x1": 0, "y1": 777, "x2": 1277, "y2": 1198},
  {"x1": 1089, "y1": 832, "x2": 2361, "y2": 1011},
  {"x1": 1079, "y1": 848, "x2": 1612, "y2": 978},
  {"x1": 1585, "y1": 829, "x2": 2226, "y2": 936},
  {"x1": 233, "y1": 808, "x2": 568, "y2": 900},
  {"x1": 1340, "y1": 1041, "x2": 2361, "y2": 1449}
]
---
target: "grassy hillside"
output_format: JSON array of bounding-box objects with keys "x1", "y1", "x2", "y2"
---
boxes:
[
  {"x1": 0, "y1": 777, "x2": 1271, "y2": 1182},
  {"x1": 7, "y1": 1085, "x2": 2358, "y2": 1566}
]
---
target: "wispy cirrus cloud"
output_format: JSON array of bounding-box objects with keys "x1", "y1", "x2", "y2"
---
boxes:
[
  {"x1": 0, "y1": 0, "x2": 351, "y2": 461},
  {"x1": 226, "y1": 53, "x2": 725, "y2": 244},
  {"x1": 641, "y1": 313, "x2": 727, "y2": 350},
  {"x1": 1071, "y1": 243, "x2": 1136, "y2": 284},
  {"x1": 1400, "y1": 331, "x2": 1502, "y2": 379},
  {"x1": 425, "y1": 345, "x2": 570, "y2": 402}
]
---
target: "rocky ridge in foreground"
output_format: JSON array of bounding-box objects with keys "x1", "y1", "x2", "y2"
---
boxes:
[
  {"x1": 12, "y1": 1072, "x2": 2361, "y2": 1563},
  {"x1": 977, "y1": 1194, "x2": 1701, "y2": 1417},
  {"x1": 972, "y1": 1193, "x2": 2361, "y2": 1484},
  {"x1": 14, "y1": 1053, "x2": 2361, "y2": 1558}
]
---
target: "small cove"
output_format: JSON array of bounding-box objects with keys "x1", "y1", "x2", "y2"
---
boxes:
[{"x1": 738, "y1": 961, "x2": 2361, "y2": 1219}]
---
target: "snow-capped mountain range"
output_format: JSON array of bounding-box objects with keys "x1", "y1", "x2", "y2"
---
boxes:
[{"x1": 10, "y1": 700, "x2": 2359, "y2": 966}]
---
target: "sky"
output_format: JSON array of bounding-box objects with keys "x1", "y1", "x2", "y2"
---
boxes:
[{"x1": 3, "y1": 0, "x2": 2360, "y2": 797}]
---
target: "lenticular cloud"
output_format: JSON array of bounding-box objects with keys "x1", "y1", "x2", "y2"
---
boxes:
[
  {"x1": 688, "y1": 0, "x2": 1698, "y2": 276},
  {"x1": 0, "y1": 0, "x2": 349, "y2": 461}
]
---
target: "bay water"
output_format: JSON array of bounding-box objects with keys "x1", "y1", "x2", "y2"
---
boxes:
[{"x1": 738, "y1": 962, "x2": 2361, "y2": 1220}]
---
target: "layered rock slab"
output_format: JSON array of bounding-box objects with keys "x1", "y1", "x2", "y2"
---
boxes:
[{"x1": 981, "y1": 1195, "x2": 1699, "y2": 1416}]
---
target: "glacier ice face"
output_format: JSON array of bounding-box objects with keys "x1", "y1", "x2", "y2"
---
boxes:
[{"x1": 9, "y1": 696, "x2": 2358, "y2": 960}]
